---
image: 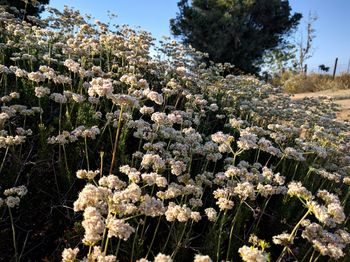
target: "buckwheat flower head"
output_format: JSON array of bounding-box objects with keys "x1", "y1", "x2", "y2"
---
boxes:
[
  {"x1": 141, "y1": 172, "x2": 159, "y2": 186},
  {"x1": 5, "y1": 196, "x2": 20, "y2": 208},
  {"x1": 147, "y1": 91, "x2": 164, "y2": 105},
  {"x1": 284, "y1": 147, "x2": 305, "y2": 161},
  {"x1": 89, "y1": 77, "x2": 113, "y2": 97},
  {"x1": 170, "y1": 160, "x2": 187, "y2": 176},
  {"x1": 257, "y1": 184, "x2": 280, "y2": 197},
  {"x1": 189, "y1": 198, "x2": 203, "y2": 208},
  {"x1": 76, "y1": 169, "x2": 99, "y2": 180},
  {"x1": 177, "y1": 205, "x2": 192, "y2": 222},
  {"x1": 106, "y1": 216, "x2": 135, "y2": 240},
  {"x1": 139, "y1": 194, "x2": 165, "y2": 217},
  {"x1": 50, "y1": 93, "x2": 67, "y2": 104},
  {"x1": 62, "y1": 91, "x2": 72, "y2": 101},
  {"x1": 238, "y1": 245, "x2": 268, "y2": 262},
  {"x1": 154, "y1": 253, "x2": 172, "y2": 262},
  {"x1": 136, "y1": 259, "x2": 150, "y2": 262},
  {"x1": 209, "y1": 103, "x2": 218, "y2": 112},
  {"x1": 216, "y1": 197, "x2": 234, "y2": 210},
  {"x1": 193, "y1": 254, "x2": 212, "y2": 262},
  {"x1": 0, "y1": 112, "x2": 10, "y2": 123},
  {"x1": 140, "y1": 106, "x2": 154, "y2": 115},
  {"x1": 164, "y1": 203, "x2": 180, "y2": 222},
  {"x1": 302, "y1": 222, "x2": 349, "y2": 259},
  {"x1": 237, "y1": 130, "x2": 258, "y2": 150},
  {"x1": 61, "y1": 247, "x2": 79, "y2": 262},
  {"x1": 191, "y1": 211, "x2": 202, "y2": 222},
  {"x1": 98, "y1": 175, "x2": 126, "y2": 190},
  {"x1": 81, "y1": 126, "x2": 100, "y2": 139},
  {"x1": 257, "y1": 137, "x2": 272, "y2": 150},
  {"x1": 109, "y1": 94, "x2": 139, "y2": 108},
  {"x1": 120, "y1": 73, "x2": 137, "y2": 86},
  {"x1": 4, "y1": 185, "x2": 28, "y2": 197},
  {"x1": 72, "y1": 93, "x2": 85, "y2": 103},
  {"x1": 315, "y1": 169, "x2": 341, "y2": 183},
  {"x1": 73, "y1": 184, "x2": 110, "y2": 212},
  {"x1": 87, "y1": 246, "x2": 116, "y2": 262},
  {"x1": 138, "y1": 79, "x2": 149, "y2": 89},
  {"x1": 151, "y1": 112, "x2": 168, "y2": 125},
  {"x1": 211, "y1": 131, "x2": 234, "y2": 144},
  {"x1": 317, "y1": 190, "x2": 340, "y2": 205},
  {"x1": 82, "y1": 207, "x2": 104, "y2": 245},
  {"x1": 28, "y1": 71, "x2": 45, "y2": 83},
  {"x1": 326, "y1": 202, "x2": 345, "y2": 225},
  {"x1": 115, "y1": 183, "x2": 141, "y2": 203},
  {"x1": 88, "y1": 96, "x2": 100, "y2": 104},
  {"x1": 272, "y1": 233, "x2": 293, "y2": 246},
  {"x1": 16, "y1": 127, "x2": 32, "y2": 136},
  {"x1": 229, "y1": 118, "x2": 245, "y2": 129},
  {"x1": 141, "y1": 154, "x2": 165, "y2": 172},
  {"x1": 63, "y1": 59, "x2": 80, "y2": 73},
  {"x1": 120, "y1": 165, "x2": 141, "y2": 183},
  {"x1": 34, "y1": 86, "x2": 50, "y2": 98},
  {"x1": 13, "y1": 67, "x2": 27, "y2": 78},
  {"x1": 343, "y1": 177, "x2": 350, "y2": 185},
  {"x1": 225, "y1": 165, "x2": 241, "y2": 178},
  {"x1": 233, "y1": 182, "x2": 256, "y2": 201},
  {"x1": 287, "y1": 181, "x2": 313, "y2": 201}
]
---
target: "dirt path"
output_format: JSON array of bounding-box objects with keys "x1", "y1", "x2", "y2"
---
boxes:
[{"x1": 290, "y1": 89, "x2": 350, "y2": 121}]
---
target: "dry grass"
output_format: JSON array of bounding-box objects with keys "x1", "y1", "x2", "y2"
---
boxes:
[{"x1": 274, "y1": 72, "x2": 350, "y2": 93}]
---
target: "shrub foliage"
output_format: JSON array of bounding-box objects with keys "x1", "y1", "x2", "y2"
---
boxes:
[{"x1": 0, "y1": 5, "x2": 349, "y2": 262}]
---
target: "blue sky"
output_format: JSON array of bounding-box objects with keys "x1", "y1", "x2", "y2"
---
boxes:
[{"x1": 49, "y1": 0, "x2": 350, "y2": 73}]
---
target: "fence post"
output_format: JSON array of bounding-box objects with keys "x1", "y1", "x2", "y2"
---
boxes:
[
  {"x1": 347, "y1": 59, "x2": 350, "y2": 74},
  {"x1": 332, "y1": 57, "x2": 338, "y2": 79}
]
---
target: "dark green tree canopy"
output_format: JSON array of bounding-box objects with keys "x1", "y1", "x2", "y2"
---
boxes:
[
  {"x1": 170, "y1": 0, "x2": 302, "y2": 74},
  {"x1": 0, "y1": 0, "x2": 49, "y2": 19}
]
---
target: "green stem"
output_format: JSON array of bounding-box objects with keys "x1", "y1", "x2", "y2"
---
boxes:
[
  {"x1": 342, "y1": 188, "x2": 350, "y2": 206},
  {"x1": 274, "y1": 156, "x2": 285, "y2": 171},
  {"x1": 171, "y1": 221, "x2": 188, "y2": 259},
  {"x1": 38, "y1": 98, "x2": 43, "y2": 125},
  {"x1": 162, "y1": 221, "x2": 175, "y2": 253},
  {"x1": 8, "y1": 207, "x2": 18, "y2": 262},
  {"x1": 0, "y1": 146, "x2": 9, "y2": 174},
  {"x1": 115, "y1": 239, "x2": 121, "y2": 258},
  {"x1": 62, "y1": 144, "x2": 70, "y2": 177},
  {"x1": 146, "y1": 216, "x2": 162, "y2": 258},
  {"x1": 130, "y1": 222, "x2": 141, "y2": 262},
  {"x1": 252, "y1": 196, "x2": 271, "y2": 233},
  {"x1": 255, "y1": 148, "x2": 261, "y2": 163},
  {"x1": 226, "y1": 202, "x2": 242, "y2": 261},
  {"x1": 104, "y1": 235, "x2": 110, "y2": 255},
  {"x1": 277, "y1": 209, "x2": 311, "y2": 262},
  {"x1": 216, "y1": 210, "x2": 227, "y2": 262},
  {"x1": 109, "y1": 106, "x2": 124, "y2": 175},
  {"x1": 84, "y1": 137, "x2": 90, "y2": 170}
]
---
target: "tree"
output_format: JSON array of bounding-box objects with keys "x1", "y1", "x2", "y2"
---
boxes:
[
  {"x1": 318, "y1": 64, "x2": 329, "y2": 73},
  {"x1": 293, "y1": 12, "x2": 317, "y2": 74},
  {"x1": 0, "y1": 0, "x2": 49, "y2": 19},
  {"x1": 262, "y1": 42, "x2": 296, "y2": 75},
  {"x1": 170, "y1": 0, "x2": 302, "y2": 74}
]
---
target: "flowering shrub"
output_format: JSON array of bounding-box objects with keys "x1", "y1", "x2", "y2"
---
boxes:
[{"x1": 0, "y1": 4, "x2": 349, "y2": 262}]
